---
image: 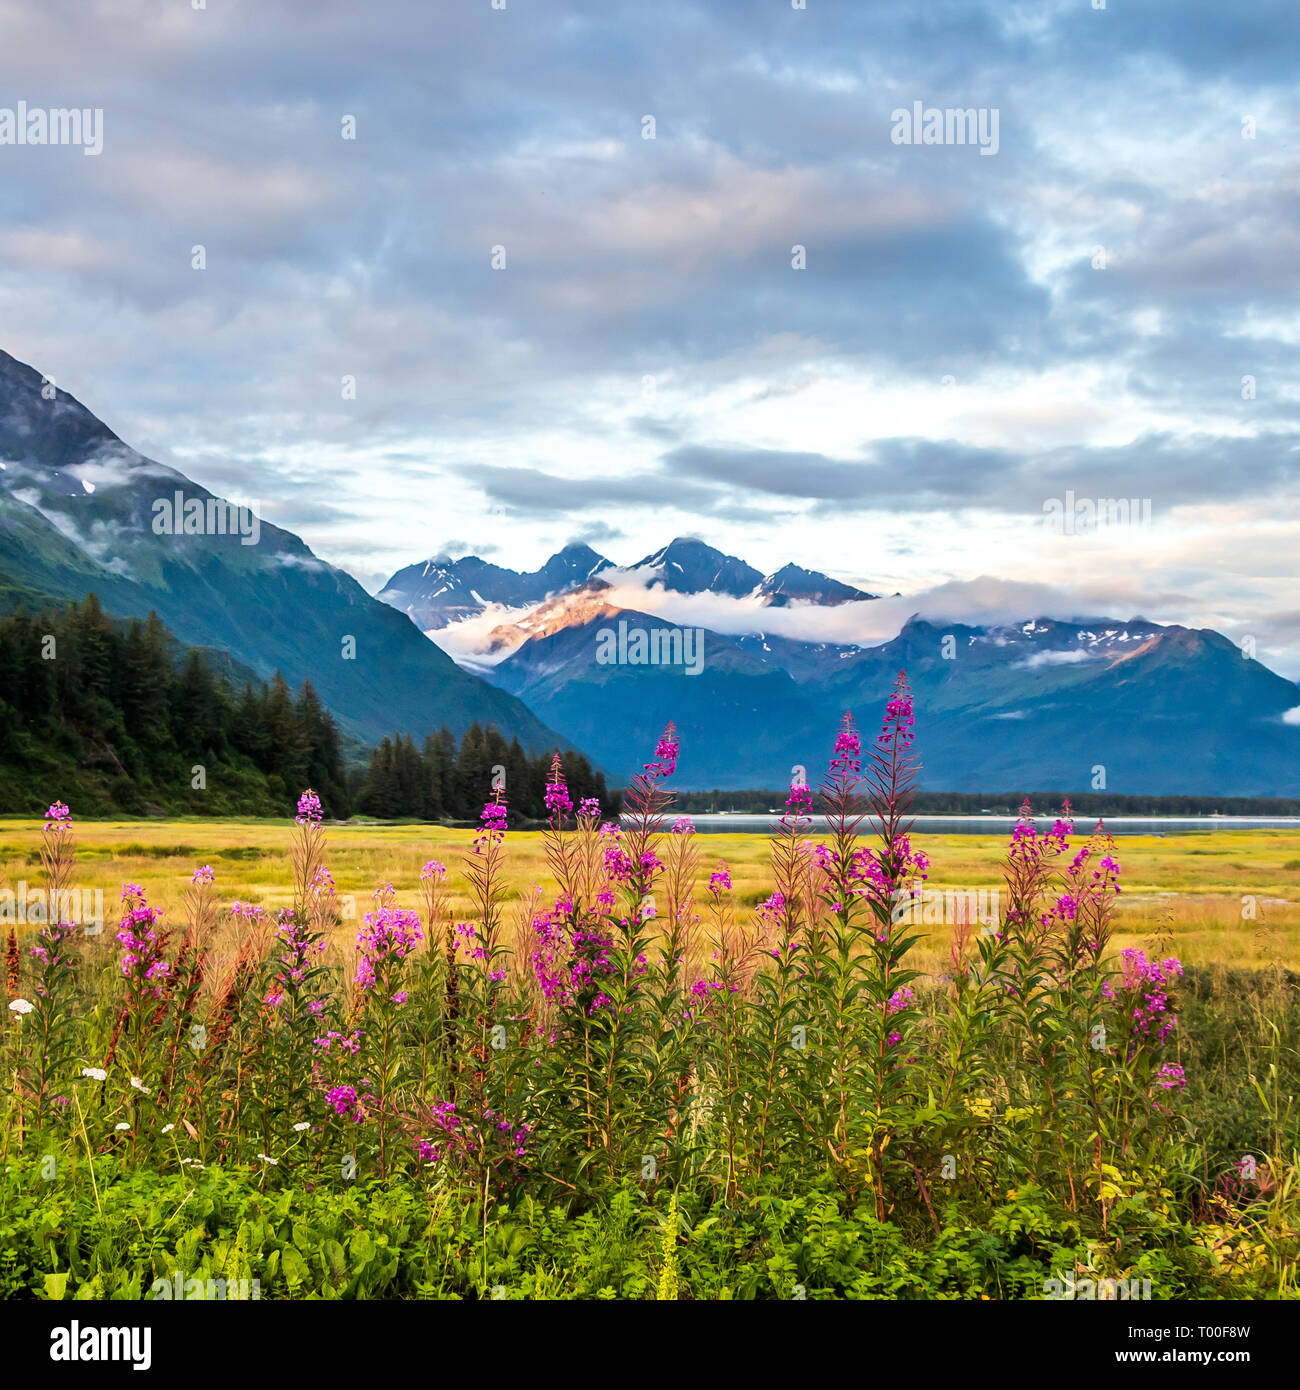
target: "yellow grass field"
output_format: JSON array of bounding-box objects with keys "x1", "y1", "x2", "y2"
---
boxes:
[{"x1": 2, "y1": 818, "x2": 1297, "y2": 974}]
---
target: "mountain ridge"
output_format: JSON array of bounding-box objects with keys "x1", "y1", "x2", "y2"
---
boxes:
[{"x1": 0, "y1": 350, "x2": 567, "y2": 754}]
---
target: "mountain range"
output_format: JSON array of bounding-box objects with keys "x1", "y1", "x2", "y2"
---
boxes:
[
  {"x1": 378, "y1": 536, "x2": 878, "y2": 631},
  {"x1": 0, "y1": 349, "x2": 561, "y2": 754},
  {"x1": 379, "y1": 540, "x2": 1300, "y2": 795},
  {"x1": 5, "y1": 345, "x2": 1299, "y2": 799}
]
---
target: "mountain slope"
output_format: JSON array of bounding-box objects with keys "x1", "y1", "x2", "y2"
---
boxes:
[
  {"x1": 0, "y1": 350, "x2": 564, "y2": 752},
  {"x1": 756, "y1": 563, "x2": 877, "y2": 606},
  {"x1": 486, "y1": 590, "x2": 818, "y2": 786},
  {"x1": 815, "y1": 618, "x2": 1300, "y2": 795},
  {"x1": 480, "y1": 590, "x2": 1300, "y2": 791}
]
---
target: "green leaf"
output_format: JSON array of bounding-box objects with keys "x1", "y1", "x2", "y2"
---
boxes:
[{"x1": 280, "y1": 1245, "x2": 310, "y2": 1286}]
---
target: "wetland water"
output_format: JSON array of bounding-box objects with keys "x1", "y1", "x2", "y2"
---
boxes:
[{"x1": 672, "y1": 815, "x2": 1300, "y2": 836}]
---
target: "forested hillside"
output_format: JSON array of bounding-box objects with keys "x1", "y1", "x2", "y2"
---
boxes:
[
  {"x1": 0, "y1": 594, "x2": 614, "y2": 822},
  {"x1": 0, "y1": 595, "x2": 349, "y2": 817}
]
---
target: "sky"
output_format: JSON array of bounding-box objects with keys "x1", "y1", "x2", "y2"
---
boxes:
[{"x1": 2, "y1": 1, "x2": 1299, "y2": 668}]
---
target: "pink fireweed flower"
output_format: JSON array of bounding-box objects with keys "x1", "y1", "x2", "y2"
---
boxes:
[
  {"x1": 264, "y1": 908, "x2": 316, "y2": 1001},
  {"x1": 757, "y1": 891, "x2": 787, "y2": 922},
  {"x1": 851, "y1": 847, "x2": 889, "y2": 890},
  {"x1": 708, "y1": 866, "x2": 732, "y2": 896},
  {"x1": 44, "y1": 801, "x2": 71, "y2": 829},
  {"x1": 644, "y1": 726, "x2": 679, "y2": 780},
  {"x1": 691, "y1": 978, "x2": 728, "y2": 1000},
  {"x1": 1106, "y1": 948, "x2": 1184, "y2": 1049},
  {"x1": 577, "y1": 797, "x2": 601, "y2": 820},
  {"x1": 414, "y1": 1099, "x2": 531, "y2": 1169},
  {"x1": 230, "y1": 900, "x2": 267, "y2": 922},
  {"x1": 326, "y1": 1082, "x2": 373, "y2": 1123},
  {"x1": 296, "y1": 789, "x2": 323, "y2": 825},
  {"x1": 355, "y1": 906, "x2": 423, "y2": 991},
  {"x1": 476, "y1": 797, "x2": 508, "y2": 848},
  {"x1": 116, "y1": 885, "x2": 169, "y2": 998},
  {"x1": 604, "y1": 847, "x2": 634, "y2": 882},
  {"x1": 420, "y1": 860, "x2": 447, "y2": 882},
  {"x1": 784, "y1": 780, "x2": 814, "y2": 820},
  {"x1": 830, "y1": 713, "x2": 861, "y2": 774},
  {"x1": 885, "y1": 986, "x2": 914, "y2": 1015},
  {"x1": 671, "y1": 816, "x2": 696, "y2": 836},
  {"x1": 878, "y1": 688, "x2": 915, "y2": 746},
  {"x1": 600, "y1": 822, "x2": 635, "y2": 883},
  {"x1": 455, "y1": 921, "x2": 490, "y2": 962},
  {"x1": 1156, "y1": 1063, "x2": 1187, "y2": 1091},
  {"x1": 192, "y1": 865, "x2": 215, "y2": 885},
  {"x1": 544, "y1": 761, "x2": 573, "y2": 820}
]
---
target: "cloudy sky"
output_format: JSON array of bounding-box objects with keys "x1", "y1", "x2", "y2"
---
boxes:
[{"x1": 3, "y1": 2, "x2": 1299, "y2": 667}]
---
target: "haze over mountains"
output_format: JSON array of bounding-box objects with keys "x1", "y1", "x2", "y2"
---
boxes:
[
  {"x1": 0, "y1": 350, "x2": 562, "y2": 752},
  {"x1": 380, "y1": 540, "x2": 1300, "y2": 795}
]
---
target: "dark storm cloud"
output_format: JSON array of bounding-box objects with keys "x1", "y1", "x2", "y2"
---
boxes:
[
  {"x1": 474, "y1": 463, "x2": 781, "y2": 526},
  {"x1": 665, "y1": 433, "x2": 1300, "y2": 515}
]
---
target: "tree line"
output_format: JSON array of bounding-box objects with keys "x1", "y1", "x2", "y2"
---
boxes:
[
  {"x1": 0, "y1": 594, "x2": 617, "y2": 823},
  {"x1": 351, "y1": 725, "x2": 617, "y2": 822}
]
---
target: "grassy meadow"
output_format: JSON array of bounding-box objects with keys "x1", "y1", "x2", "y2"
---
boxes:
[{"x1": 2, "y1": 816, "x2": 1296, "y2": 974}]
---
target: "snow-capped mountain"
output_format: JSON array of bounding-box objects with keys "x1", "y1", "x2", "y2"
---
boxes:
[
  {"x1": 379, "y1": 543, "x2": 613, "y2": 630},
  {"x1": 376, "y1": 534, "x2": 1300, "y2": 792}
]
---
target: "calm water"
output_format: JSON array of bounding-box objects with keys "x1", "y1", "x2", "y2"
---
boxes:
[{"x1": 667, "y1": 815, "x2": 1300, "y2": 837}]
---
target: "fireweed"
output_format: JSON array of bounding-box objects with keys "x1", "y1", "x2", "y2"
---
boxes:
[
  {"x1": 3, "y1": 803, "x2": 82, "y2": 1145},
  {"x1": 0, "y1": 677, "x2": 1252, "y2": 1281}
]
